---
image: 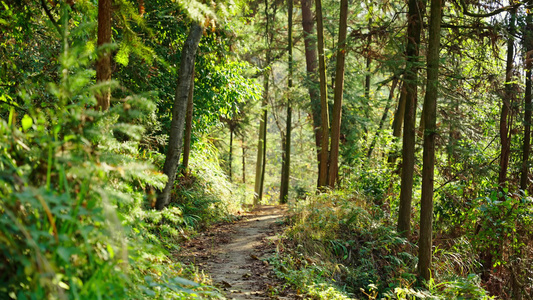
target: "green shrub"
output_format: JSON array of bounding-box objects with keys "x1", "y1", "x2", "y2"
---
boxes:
[{"x1": 0, "y1": 29, "x2": 216, "y2": 299}]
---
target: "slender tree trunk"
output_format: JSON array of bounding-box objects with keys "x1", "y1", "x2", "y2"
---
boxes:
[
  {"x1": 301, "y1": 0, "x2": 322, "y2": 179},
  {"x1": 242, "y1": 138, "x2": 246, "y2": 183},
  {"x1": 499, "y1": 8, "x2": 516, "y2": 188},
  {"x1": 315, "y1": 0, "x2": 330, "y2": 189},
  {"x1": 280, "y1": 0, "x2": 293, "y2": 204},
  {"x1": 96, "y1": 0, "x2": 112, "y2": 111},
  {"x1": 367, "y1": 78, "x2": 399, "y2": 158},
  {"x1": 254, "y1": 71, "x2": 269, "y2": 205},
  {"x1": 156, "y1": 23, "x2": 202, "y2": 210},
  {"x1": 229, "y1": 127, "x2": 233, "y2": 182},
  {"x1": 328, "y1": 0, "x2": 348, "y2": 188},
  {"x1": 418, "y1": 0, "x2": 442, "y2": 282},
  {"x1": 521, "y1": 10, "x2": 532, "y2": 191},
  {"x1": 392, "y1": 84, "x2": 407, "y2": 137},
  {"x1": 363, "y1": 18, "x2": 372, "y2": 140},
  {"x1": 182, "y1": 71, "x2": 195, "y2": 175},
  {"x1": 259, "y1": 112, "x2": 267, "y2": 199},
  {"x1": 397, "y1": 0, "x2": 422, "y2": 238}
]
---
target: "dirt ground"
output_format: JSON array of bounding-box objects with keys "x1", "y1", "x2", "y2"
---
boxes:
[{"x1": 176, "y1": 205, "x2": 301, "y2": 299}]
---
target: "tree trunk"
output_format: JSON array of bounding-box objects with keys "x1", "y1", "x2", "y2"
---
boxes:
[
  {"x1": 96, "y1": 0, "x2": 112, "y2": 111},
  {"x1": 254, "y1": 71, "x2": 269, "y2": 205},
  {"x1": 229, "y1": 127, "x2": 233, "y2": 182},
  {"x1": 418, "y1": 0, "x2": 442, "y2": 282},
  {"x1": 280, "y1": 0, "x2": 293, "y2": 204},
  {"x1": 363, "y1": 18, "x2": 372, "y2": 140},
  {"x1": 499, "y1": 8, "x2": 516, "y2": 188},
  {"x1": 392, "y1": 84, "x2": 407, "y2": 137},
  {"x1": 242, "y1": 137, "x2": 246, "y2": 183},
  {"x1": 156, "y1": 23, "x2": 202, "y2": 210},
  {"x1": 315, "y1": 0, "x2": 330, "y2": 189},
  {"x1": 182, "y1": 71, "x2": 195, "y2": 175},
  {"x1": 300, "y1": 0, "x2": 321, "y2": 185},
  {"x1": 327, "y1": 0, "x2": 348, "y2": 188},
  {"x1": 521, "y1": 10, "x2": 532, "y2": 191},
  {"x1": 301, "y1": 0, "x2": 322, "y2": 180},
  {"x1": 367, "y1": 78, "x2": 399, "y2": 158},
  {"x1": 397, "y1": 0, "x2": 422, "y2": 238}
]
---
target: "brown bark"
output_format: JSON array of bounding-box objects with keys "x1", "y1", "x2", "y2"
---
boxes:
[
  {"x1": 301, "y1": 0, "x2": 322, "y2": 178},
  {"x1": 182, "y1": 71, "x2": 195, "y2": 175},
  {"x1": 327, "y1": 0, "x2": 348, "y2": 188},
  {"x1": 96, "y1": 0, "x2": 112, "y2": 111},
  {"x1": 315, "y1": 0, "x2": 330, "y2": 189},
  {"x1": 156, "y1": 23, "x2": 202, "y2": 210},
  {"x1": 418, "y1": 0, "x2": 442, "y2": 282},
  {"x1": 280, "y1": 0, "x2": 293, "y2": 204},
  {"x1": 521, "y1": 10, "x2": 532, "y2": 191},
  {"x1": 397, "y1": 0, "x2": 423, "y2": 238}
]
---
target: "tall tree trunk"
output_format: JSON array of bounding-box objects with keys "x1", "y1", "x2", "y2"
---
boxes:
[
  {"x1": 499, "y1": 8, "x2": 516, "y2": 188},
  {"x1": 521, "y1": 10, "x2": 532, "y2": 191},
  {"x1": 418, "y1": 0, "x2": 442, "y2": 282},
  {"x1": 367, "y1": 78, "x2": 399, "y2": 158},
  {"x1": 397, "y1": 0, "x2": 422, "y2": 238},
  {"x1": 254, "y1": 71, "x2": 269, "y2": 205},
  {"x1": 229, "y1": 127, "x2": 233, "y2": 182},
  {"x1": 242, "y1": 137, "x2": 246, "y2": 183},
  {"x1": 280, "y1": 0, "x2": 293, "y2": 204},
  {"x1": 315, "y1": 0, "x2": 330, "y2": 189},
  {"x1": 96, "y1": 0, "x2": 112, "y2": 111},
  {"x1": 363, "y1": 18, "x2": 372, "y2": 140},
  {"x1": 328, "y1": 0, "x2": 348, "y2": 188},
  {"x1": 301, "y1": 0, "x2": 322, "y2": 180},
  {"x1": 156, "y1": 23, "x2": 202, "y2": 210},
  {"x1": 182, "y1": 71, "x2": 195, "y2": 175}
]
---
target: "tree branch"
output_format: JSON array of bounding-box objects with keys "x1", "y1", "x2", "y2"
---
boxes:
[
  {"x1": 458, "y1": 0, "x2": 524, "y2": 18},
  {"x1": 40, "y1": 0, "x2": 61, "y2": 34}
]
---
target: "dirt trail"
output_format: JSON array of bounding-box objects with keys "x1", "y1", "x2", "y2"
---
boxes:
[{"x1": 178, "y1": 205, "x2": 298, "y2": 299}]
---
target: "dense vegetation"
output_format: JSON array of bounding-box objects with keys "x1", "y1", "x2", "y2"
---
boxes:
[{"x1": 1, "y1": 0, "x2": 533, "y2": 299}]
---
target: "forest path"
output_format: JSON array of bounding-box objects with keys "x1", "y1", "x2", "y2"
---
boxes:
[{"x1": 177, "y1": 205, "x2": 300, "y2": 299}]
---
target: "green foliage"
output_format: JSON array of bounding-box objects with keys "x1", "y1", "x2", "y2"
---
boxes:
[
  {"x1": 276, "y1": 192, "x2": 417, "y2": 299},
  {"x1": 461, "y1": 189, "x2": 533, "y2": 266},
  {"x1": 273, "y1": 190, "x2": 498, "y2": 300},
  {"x1": 0, "y1": 25, "x2": 220, "y2": 298}
]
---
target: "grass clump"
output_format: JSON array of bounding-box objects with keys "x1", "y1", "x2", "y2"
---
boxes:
[
  {"x1": 273, "y1": 191, "x2": 416, "y2": 299},
  {"x1": 273, "y1": 190, "x2": 494, "y2": 300}
]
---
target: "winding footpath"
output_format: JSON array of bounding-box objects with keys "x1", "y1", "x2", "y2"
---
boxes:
[{"x1": 177, "y1": 205, "x2": 300, "y2": 299}]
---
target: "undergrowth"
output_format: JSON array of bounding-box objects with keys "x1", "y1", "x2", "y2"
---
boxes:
[
  {"x1": 0, "y1": 24, "x2": 242, "y2": 299},
  {"x1": 271, "y1": 190, "x2": 494, "y2": 300}
]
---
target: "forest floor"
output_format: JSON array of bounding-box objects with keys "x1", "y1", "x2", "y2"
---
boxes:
[{"x1": 176, "y1": 205, "x2": 302, "y2": 299}]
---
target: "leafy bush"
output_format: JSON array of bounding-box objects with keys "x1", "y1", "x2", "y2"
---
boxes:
[
  {"x1": 0, "y1": 31, "x2": 217, "y2": 299},
  {"x1": 278, "y1": 191, "x2": 417, "y2": 298}
]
